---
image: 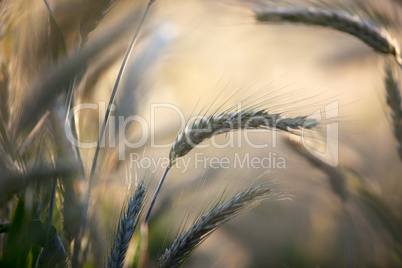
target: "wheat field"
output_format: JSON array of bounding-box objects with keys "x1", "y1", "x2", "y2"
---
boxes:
[{"x1": 0, "y1": 0, "x2": 401, "y2": 267}]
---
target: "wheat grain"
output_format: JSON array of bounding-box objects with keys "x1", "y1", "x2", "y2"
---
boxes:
[
  {"x1": 158, "y1": 185, "x2": 272, "y2": 268},
  {"x1": 384, "y1": 64, "x2": 402, "y2": 160},
  {"x1": 169, "y1": 109, "x2": 317, "y2": 164},
  {"x1": 107, "y1": 182, "x2": 146, "y2": 268},
  {"x1": 254, "y1": 6, "x2": 402, "y2": 68}
]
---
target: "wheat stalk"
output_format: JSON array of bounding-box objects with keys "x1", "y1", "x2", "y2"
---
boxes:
[
  {"x1": 169, "y1": 109, "x2": 317, "y2": 164},
  {"x1": 157, "y1": 185, "x2": 272, "y2": 268},
  {"x1": 107, "y1": 182, "x2": 146, "y2": 268},
  {"x1": 384, "y1": 63, "x2": 402, "y2": 160},
  {"x1": 88, "y1": 0, "x2": 155, "y2": 192},
  {"x1": 254, "y1": 6, "x2": 402, "y2": 68}
]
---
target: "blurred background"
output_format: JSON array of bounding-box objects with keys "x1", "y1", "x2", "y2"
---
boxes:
[{"x1": 1, "y1": 0, "x2": 401, "y2": 267}]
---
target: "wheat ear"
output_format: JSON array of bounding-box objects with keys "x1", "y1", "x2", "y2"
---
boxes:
[
  {"x1": 143, "y1": 109, "x2": 316, "y2": 222},
  {"x1": 170, "y1": 109, "x2": 317, "y2": 164},
  {"x1": 107, "y1": 182, "x2": 146, "y2": 268},
  {"x1": 254, "y1": 6, "x2": 402, "y2": 68},
  {"x1": 384, "y1": 64, "x2": 402, "y2": 160},
  {"x1": 158, "y1": 185, "x2": 272, "y2": 268}
]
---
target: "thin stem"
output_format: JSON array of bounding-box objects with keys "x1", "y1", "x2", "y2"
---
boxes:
[
  {"x1": 88, "y1": 0, "x2": 154, "y2": 193},
  {"x1": 138, "y1": 222, "x2": 149, "y2": 268},
  {"x1": 64, "y1": 77, "x2": 86, "y2": 176},
  {"x1": 78, "y1": 1, "x2": 155, "y2": 260},
  {"x1": 342, "y1": 204, "x2": 354, "y2": 268},
  {"x1": 72, "y1": 235, "x2": 81, "y2": 268},
  {"x1": 145, "y1": 167, "x2": 170, "y2": 223},
  {"x1": 45, "y1": 178, "x2": 57, "y2": 243},
  {"x1": 43, "y1": 0, "x2": 65, "y2": 250},
  {"x1": 43, "y1": 0, "x2": 56, "y2": 20},
  {"x1": 44, "y1": 2, "x2": 86, "y2": 265},
  {"x1": 64, "y1": 38, "x2": 87, "y2": 268},
  {"x1": 65, "y1": 76, "x2": 76, "y2": 114}
]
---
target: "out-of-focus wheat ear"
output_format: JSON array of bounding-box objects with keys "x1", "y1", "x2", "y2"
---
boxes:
[
  {"x1": 18, "y1": 110, "x2": 50, "y2": 155},
  {"x1": 43, "y1": 0, "x2": 84, "y2": 180},
  {"x1": 80, "y1": 0, "x2": 119, "y2": 44},
  {"x1": 384, "y1": 63, "x2": 402, "y2": 160},
  {"x1": 0, "y1": 63, "x2": 13, "y2": 165},
  {"x1": 254, "y1": 6, "x2": 402, "y2": 68},
  {"x1": 0, "y1": 162, "x2": 77, "y2": 206},
  {"x1": 0, "y1": 64, "x2": 9, "y2": 125},
  {"x1": 13, "y1": 9, "x2": 142, "y2": 138},
  {"x1": 393, "y1": 0, "x2": 402, "y2": 6},
  {"x1": 80, "y1": 0, "x2": 119, "y2": 40},
  {"x1": 0, "y1": 0, "x2": 8, "y2": 38},
  {"x1": 76, "y1": 46, "x2": 124, "y2": 101},
  {"x1": 169, "y1": 109, "x2": 317, "y2": 164},
  {"x1": 107, "y1": 182, "x2": 146, "y2": 268},
  {"x1": 286, "y1": 137, "x2": 347, "y2": 200},
  {"x1": 158, "y1": 185, "x2": 272, "y2": 268}
]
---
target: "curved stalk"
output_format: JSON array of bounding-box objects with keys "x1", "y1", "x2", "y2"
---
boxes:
[
  {"x1": 88, "y1": 0, "x2": 155, "y2": 193},
  {"x1": 145, "y1": 167, "x2": 170, "y2": 222}
]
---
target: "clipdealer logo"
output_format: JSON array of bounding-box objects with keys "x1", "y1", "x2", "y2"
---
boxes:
[
  {"x1": 302, "y1": 100, "x2": 339, "y2": 167},
  {"x1": 64, "y1": 101, "x2": 339, "y2": 167}
]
